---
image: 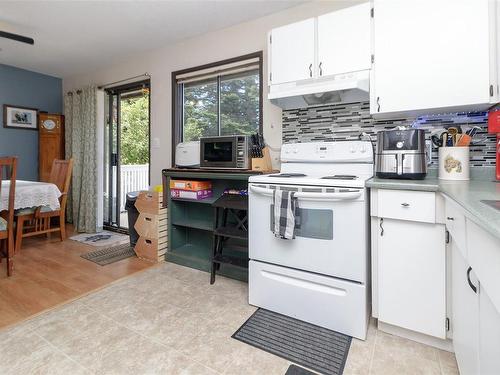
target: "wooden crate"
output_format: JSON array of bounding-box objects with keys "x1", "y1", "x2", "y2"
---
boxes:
[
  {"x1": 135, "y1": 236, "x2": 167, "y2": 263},
  {"x1": 134, "y1": 212, "x2": 167, "y2": 239},
  {"x1": 135, "y1": 191, "x2": 165, "y2": 215},
  {"x1": 134, "y1": 190, "x2": 167, "y2": 263}
]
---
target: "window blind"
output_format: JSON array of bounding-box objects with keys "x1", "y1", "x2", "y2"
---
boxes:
[{"x1": 176, "y1": 57, "x2": 260, "y2": 85}]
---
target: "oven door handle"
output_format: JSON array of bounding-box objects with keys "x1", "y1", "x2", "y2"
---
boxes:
[
  {"x1": 295, "y1": 191, "x2": 362, "y2": 201},
  {"x1": 249, "y1": 185, "x2": 362, "y2": 201}
]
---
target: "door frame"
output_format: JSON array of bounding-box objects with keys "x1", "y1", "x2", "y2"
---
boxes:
[{"x1": 104, "y1": 79, "x2": 151, "y2": 231}]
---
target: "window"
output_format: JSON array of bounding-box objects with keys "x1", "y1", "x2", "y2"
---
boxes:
[{"x1": 173, "y1": 52, "x2": 263, "y2": 157}]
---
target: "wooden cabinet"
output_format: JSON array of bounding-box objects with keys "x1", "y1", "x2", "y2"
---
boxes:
[
  {"x1": 268, "y1": 4, "x2": 371, "y2": 86},
  {"x1": 377, "y1": 217, "x2": 446, "y2": 339},
  {"x1": 317, "y1": 3, "x2": 371, "y2": 78},
  {"x1": 39, "y1": 113, "x2": 64, "y2": 182},
  {"x1": 451, "y1": 240, "x2": 480, "y2": 375},
  {"x1": 269, "y1": 18, "x2": 315, "y2": 85},
  {"x1": 371, "y1": 0, "x2": 498, "y2": 116}
]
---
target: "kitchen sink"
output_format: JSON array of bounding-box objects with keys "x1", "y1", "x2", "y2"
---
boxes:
[{"x1": 481, "y1": 200, "x2": 500, "y2": 212}]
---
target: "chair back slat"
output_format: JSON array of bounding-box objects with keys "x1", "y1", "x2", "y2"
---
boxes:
[
  {"x1": 49, "y1": 159, "x2": 74, "y2": 194},
  {"x1": 0, "y1": 157, "x2": 18, "y2": 231}
]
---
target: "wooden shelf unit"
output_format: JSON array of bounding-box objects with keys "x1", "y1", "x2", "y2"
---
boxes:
[{"x1": 162, "y1": 169, "x2": 258, "y2": 282}]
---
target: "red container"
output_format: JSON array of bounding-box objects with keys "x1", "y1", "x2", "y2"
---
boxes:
[{"x1": 488, "y1": 110, "x2": 500, "y2": 181}]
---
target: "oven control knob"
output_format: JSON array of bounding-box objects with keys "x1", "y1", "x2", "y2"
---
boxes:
[
  {"x1": 238, "y1": 151, "x2": 244, "y2": 156},
  {"x1": 360, "y1": 145, "x2": 367, "y2": 153},
  {"x1": 293, "y1": 148, "x2": 298, "y2": 154},
  {"x1": 350, "y1": 146, "x2": 356, "y2": 153}
]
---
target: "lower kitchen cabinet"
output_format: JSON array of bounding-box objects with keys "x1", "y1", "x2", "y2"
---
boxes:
[
  {"x1": 377, "y1": 218, "x2": 446, "y2": 339},
  {"x1": 451, "y1": 240, "x2": 480, "y2": 375},
  {"x1": 479, "y1": 286, "x2": 500, "y2": 374}
]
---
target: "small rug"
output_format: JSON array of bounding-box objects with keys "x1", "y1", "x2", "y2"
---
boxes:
[
  {"x1": 80, "y1": 243, "x2": 136, "y2": 266},
  {"x1": 285, "y1": 365, "x2": 318, "y2": 375},
  {"x1": 70, "y1": 230, "x2": 128, "y2": 247},
  {"x1": 232, "y1": 309, "x2": 351, "y2": 375}
]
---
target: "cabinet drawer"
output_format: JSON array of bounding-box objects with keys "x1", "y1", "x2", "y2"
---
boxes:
[
  {"x1": 467, "y1": 219, "x2": 500, "y2": 314},
  {"x1": 444, "y1": 197, "x2": 467, "y2": 258},
  {"x1": 249, "y1": 260, "x2": 368, "y2": 340},
  {"x1": 377, "y1": 189, "x2": 436, "y2": 223}
]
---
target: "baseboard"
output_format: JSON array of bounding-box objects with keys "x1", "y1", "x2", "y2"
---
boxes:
[{"x1": 378, "y1": 320, "x2": 454, "y2": 352}]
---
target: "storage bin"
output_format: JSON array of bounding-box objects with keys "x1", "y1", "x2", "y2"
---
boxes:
[{"x1": 439, "y1": 146, "x2": 470, "y2": 180}]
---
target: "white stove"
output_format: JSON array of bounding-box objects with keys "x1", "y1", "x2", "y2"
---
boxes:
[{"x1": 248, "y1": 141, "x2": 374, "y2": 340}]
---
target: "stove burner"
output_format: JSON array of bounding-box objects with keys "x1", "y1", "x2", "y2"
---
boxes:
[
  {"x1": 321, "y1": 175, "x2": 358, "y2": 180},
  {"x1": 268, "y1": 173, "x2": 307, "y2": 178}
]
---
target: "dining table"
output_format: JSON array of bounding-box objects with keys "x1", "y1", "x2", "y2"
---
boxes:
[{"x1": 0, "y1": 180, "x2": 62, "y2": 212}]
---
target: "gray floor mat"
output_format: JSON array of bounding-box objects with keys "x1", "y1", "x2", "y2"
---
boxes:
[{"x1": 232, "y1": 309, "x2": 351, "y2": 375}]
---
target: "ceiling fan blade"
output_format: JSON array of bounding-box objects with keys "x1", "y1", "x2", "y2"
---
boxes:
[{"x1": 0, "y1": 31, "x2": 34, "y2": 45}]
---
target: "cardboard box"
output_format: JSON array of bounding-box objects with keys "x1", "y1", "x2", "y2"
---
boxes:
[
  {"x1": 170, "y1": 188, "x2": 213, "y2": 200},
  {"x1": 169, "y1": 179, "x2": 212, "y2": 191}
]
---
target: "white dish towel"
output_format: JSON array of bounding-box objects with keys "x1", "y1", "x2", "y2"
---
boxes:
[{"x1": 273, "y1": 189, "x2": 299, "y2": 240}]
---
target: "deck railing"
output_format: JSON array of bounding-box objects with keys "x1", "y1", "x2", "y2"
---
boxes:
[{"x1": 120, "y1": 164, "x2": 149, "y2": 211}]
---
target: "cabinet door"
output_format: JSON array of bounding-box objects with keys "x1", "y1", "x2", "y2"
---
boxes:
[
  {"x1": 451, "y1": 240, "x2": 480, "y2": 375},
  {"x1": 317, "y1": 3, "x2": 371, "y2": 77},
  {"x1": 479, "y1": 287, "x2": 500, "y2": 374},
  {"x1": 372, "y1": 0, "x2": 492, "y2": 114},
  {"x1": 269, "y1": 18, "x2": 315, "y2": 85},
  {"x1": 378, "y1": 218, "x2": 446, "y2": 338}
]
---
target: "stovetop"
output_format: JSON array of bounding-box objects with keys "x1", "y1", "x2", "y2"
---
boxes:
[{"x1": 248, "y1": 141, "x2": 374, "y2": 188}]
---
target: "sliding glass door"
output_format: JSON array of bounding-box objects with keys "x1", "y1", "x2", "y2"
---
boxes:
[{"x1": 103, "y1": 80, "x2": 150, "y2": 230}]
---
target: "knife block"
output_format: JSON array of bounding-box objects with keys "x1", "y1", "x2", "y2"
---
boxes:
[{"x1": 252, "y1": 147, "x2": 273, "y2": 172}]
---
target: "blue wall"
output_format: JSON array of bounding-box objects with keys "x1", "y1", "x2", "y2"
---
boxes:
[{"x1": 0, "y1": 64, "x2": 62, "y2": 180}]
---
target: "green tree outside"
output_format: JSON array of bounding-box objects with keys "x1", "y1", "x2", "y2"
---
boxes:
[
  {"x1": 183, "y1": 70, "x2": 259, "y2": 141},
  {"x1": 120, "y1": 94, "x2": 149, "y2": 165}
]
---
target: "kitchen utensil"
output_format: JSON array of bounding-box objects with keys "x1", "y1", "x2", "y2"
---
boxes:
[
  {"x1": 431, "y1": 135, "x2": 443, "y2": 147},
  {"x1": 448, "y1": 127, "x2": 459, "y2": 146},
  {"x1": 441, "y1": 131, "x2": 450, "y2": 147},
  {"x1": 456, "y1": 134, "x2": 472, "y2": 147}
]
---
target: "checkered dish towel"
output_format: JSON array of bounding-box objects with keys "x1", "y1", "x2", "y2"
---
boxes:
[{"x1": 273, "y1": 189, "x2": 299, "y2": 240}]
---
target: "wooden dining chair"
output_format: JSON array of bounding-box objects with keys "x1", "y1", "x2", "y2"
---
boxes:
[
  {"x1": 0, "y1": 157, "x2": 17, "y2": 276},
  {"x1": 15, "y1": 159, "x2": 74, "y2": 253}
]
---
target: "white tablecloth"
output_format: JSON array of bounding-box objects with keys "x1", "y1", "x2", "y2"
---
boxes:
[{"x1": 0, "y1": 180, "x2": 62, "y2": 211}]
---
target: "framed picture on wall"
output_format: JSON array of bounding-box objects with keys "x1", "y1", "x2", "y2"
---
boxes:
[{"x1": 3, "y1": 104, "x2": 39, "y2": 130}]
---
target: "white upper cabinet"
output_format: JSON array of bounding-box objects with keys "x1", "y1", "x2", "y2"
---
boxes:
[
  {"x1": 371, "y1": 0, "x2": 498, "y2": 117},
  {"x1": 317, "y1": 3, "x2": 371, "y2": 78},
  {"x1": 269, "y1": 18, "x2": 315, "y2": 85},
  {"x1": 269, "y1": 4, "x2": 372, "y2": 87}
]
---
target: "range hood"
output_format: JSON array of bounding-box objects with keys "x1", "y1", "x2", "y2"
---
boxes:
[{"x1": 268, "y1": 70, "x2": 370, "y2": 110}]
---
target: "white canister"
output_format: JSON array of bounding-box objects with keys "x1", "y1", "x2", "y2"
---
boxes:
[{"x1": 438, "y1": 147, "x2": 470, "y2": 180}]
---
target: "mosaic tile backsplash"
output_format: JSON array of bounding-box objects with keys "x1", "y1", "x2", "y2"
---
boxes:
[{"x1": 282, "y1": 101, "x2": 497, "y2": 167}]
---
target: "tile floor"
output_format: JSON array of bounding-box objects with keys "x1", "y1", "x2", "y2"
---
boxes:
[{"x1": 0, "y1": 262, "x2": 459, "y2": 375}]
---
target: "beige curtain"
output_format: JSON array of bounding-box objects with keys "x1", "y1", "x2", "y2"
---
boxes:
[{"x1": 64, "y1": 86, "x2": 99, "y2": 233}]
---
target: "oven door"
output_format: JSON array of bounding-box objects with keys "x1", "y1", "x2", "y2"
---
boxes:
[
  {"x1": 200, "y1": 136, "x2": 237, "y2": 168},
  {"x1": 249, "y1": 183, "x2": 368, "y2": 283}
]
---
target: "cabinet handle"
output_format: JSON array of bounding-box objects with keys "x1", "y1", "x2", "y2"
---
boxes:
[
  {"x1": 309, "y1": 63, "x2": 313, "y2": 77},
  {"x1": 379, "y1": 218, "x2": 384, "y2": 237},
  {"x1": 319, "y1": 62, "x2": 323, "y2": 76},
  {"x1": 467, "y1": 266, "x2": 478, "y2": 294},
  {"x1": 446, "y1": 217, "x2": 454, "y2": 221},
  {"x1": 377, "y1": 97, "x2": 381, "y2": 112},
  {"x1": 401, "y1": 203, "x2": 410, "y2": 207}
]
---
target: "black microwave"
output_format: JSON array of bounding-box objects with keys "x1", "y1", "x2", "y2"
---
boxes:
[{"x1": 200, "y1": 135, "x2": 251, "y2": 169}]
